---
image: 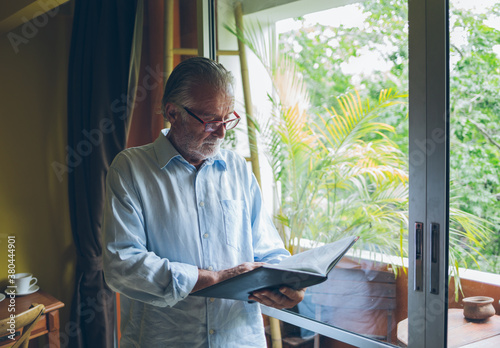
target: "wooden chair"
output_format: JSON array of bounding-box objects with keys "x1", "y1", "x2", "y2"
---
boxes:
[{"x1": 0, "y1": 303, "x2": 45, "y2": 348}]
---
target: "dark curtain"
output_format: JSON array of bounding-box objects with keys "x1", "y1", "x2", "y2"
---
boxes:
[
  {"x1": 67, "y1": 1, "x2": 138, "y2": 347},
  {"x1": 127, "y1": 0, "x2": 166, "y2": 148}
]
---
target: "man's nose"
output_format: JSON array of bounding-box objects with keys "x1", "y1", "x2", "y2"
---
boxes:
[{"x1": 212, "y1": 124, "x2": 226, "y2": 138}]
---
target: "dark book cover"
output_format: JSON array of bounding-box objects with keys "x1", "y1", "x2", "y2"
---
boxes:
[{"x1": 191, "y1": 236, "x2": 358, "y2": 301}]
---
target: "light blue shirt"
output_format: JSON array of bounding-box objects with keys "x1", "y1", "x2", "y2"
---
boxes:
[{"x1": 102, "y1": 129, "x2": 289, "y2": 348}]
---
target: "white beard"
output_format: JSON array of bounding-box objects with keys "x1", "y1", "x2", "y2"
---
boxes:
[
  {"x1": 197, "y1": 138, "x2": 222, "y2": 158},
  {"x1": 171, "y1": 131, "x2": 223, "y2": 163}
]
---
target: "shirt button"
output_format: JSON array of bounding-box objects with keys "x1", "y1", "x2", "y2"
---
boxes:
[
  {"x1": 203, "y1": 233, "x2": 209, "y2": 239},
  {"x1": 209, "y1": 297, "x2": 215, "y2": 302},
  {"x1": 209, "y1": 329, "x2": 215, "y2": 335},
  {"x1": 208, "y1": 266, "x2": 213, "y2": 271},
  {"x1": 199, "y1": 201, "x2": 205, "y2": 207}
]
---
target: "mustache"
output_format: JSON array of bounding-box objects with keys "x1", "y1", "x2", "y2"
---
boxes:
[{"x1": 203, "y1": 138, "x2": 222, "y2": 146}]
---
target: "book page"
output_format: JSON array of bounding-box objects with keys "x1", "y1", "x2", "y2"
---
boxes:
[{"x1": 276, "y1": 236, "x2": 358, "y2": 275}]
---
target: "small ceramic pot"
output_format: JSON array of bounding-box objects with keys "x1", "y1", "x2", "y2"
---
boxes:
[{"x1": 462, "y1": 296, "x2": 495, "y2": 320}]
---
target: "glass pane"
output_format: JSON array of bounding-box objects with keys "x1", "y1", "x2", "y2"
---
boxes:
[
  {"x1": 217, "y1": 0, "x2": 410, "y2": 346},
  {"x1": 448, "y1": 0, "x2": 500, "y2": 347}
]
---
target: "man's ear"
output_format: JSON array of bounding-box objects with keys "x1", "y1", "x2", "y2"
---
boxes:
[{"x1": 163, "y1": 103, "x2": 179, "y2": 124}]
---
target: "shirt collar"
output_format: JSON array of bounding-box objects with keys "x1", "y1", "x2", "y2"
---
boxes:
[{"x1": 153, "y1": 129, "x2": 227, "y2": 170}]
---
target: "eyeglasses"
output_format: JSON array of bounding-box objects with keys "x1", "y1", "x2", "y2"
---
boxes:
[{"x1": 183, "y1": 106, "x2": 241, "y2": 132}]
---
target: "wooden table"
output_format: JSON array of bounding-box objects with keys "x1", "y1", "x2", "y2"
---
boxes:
[
  {"x1": 397, "y1": 308, "x2": 500, "y2": 347},
  {"x1": 0, "y1": 290, "x2": 65, "y2": 348}
]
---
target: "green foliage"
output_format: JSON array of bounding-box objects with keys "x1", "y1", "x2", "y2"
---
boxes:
[
  {"x1": 226, "y1": 17, "x2": 411, "y2": 258},
  {"x1": 278, "y1": 0, "x2": 409, "y2": 157},
  {"x1": 277, "y1": 0, "x2": 500, "y2": 272},
  {"x1": 226, "y1": 2, "x2": 499, "y2": 296},
  {"x1": 222, "y1": 128, "x2": 238, "y2": 150},
  {"x1": 264, "y1": 88, "x2": 409, "y2": 258},
  {"x1": 449, "y1": 3, "x2": 500, "y2": 272},
  {"x1": 306, "y1": 91, "x2": 409, "y2": 254}
]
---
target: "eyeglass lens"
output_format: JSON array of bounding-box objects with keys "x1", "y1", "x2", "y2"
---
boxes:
[{"x1": 205, "y1": 117, "x2": 239, "y2": 132}]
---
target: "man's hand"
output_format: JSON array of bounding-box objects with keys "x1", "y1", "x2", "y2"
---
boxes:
[
  {"x1": 191, "y1": 262, "x2": 264, "y2": 293},
  {"x1": 216, "y1": 262, "x2": 265, "y2": 283},
  {"x1": 191, "y1": 262, "x2": 306, "y2": 310},
  {"x1": 249, "y1": 287, "x2": 306, "y2": 309}
]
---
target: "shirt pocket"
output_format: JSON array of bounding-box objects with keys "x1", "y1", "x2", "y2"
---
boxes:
[{"x1": 220, "y1": 199, "x2": 246, "y2": 251}]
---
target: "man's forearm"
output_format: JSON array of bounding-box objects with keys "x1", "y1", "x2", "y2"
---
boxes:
[
  {"x1": 191, "y1": 262, "x2": 265, "y2": 293},
  {"x1": 191, "y1": 269, "x2": 219, "y2": 293}
]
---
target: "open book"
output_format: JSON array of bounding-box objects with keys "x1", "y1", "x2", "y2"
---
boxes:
[{"x1": 191, "y1": 235, "x2": 359, "y2": 301}]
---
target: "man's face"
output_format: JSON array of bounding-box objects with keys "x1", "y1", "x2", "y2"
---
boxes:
[{"x1": 168, "y1": 83, "x2": 235, "y2": 167}]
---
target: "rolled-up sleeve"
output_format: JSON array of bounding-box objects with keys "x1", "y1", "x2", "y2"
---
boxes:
[{"x1": 102, "y1": 165, "x2": 199, "y2": 308}]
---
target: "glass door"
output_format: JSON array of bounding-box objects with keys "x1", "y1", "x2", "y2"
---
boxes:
[
  {"x1": 205, "y1": 0, "x2": 495, "y2": 346},
  {"x1": 216, "y1": 0, "x2": 410, "y2": 346},
  {"x1": 446, "y1": 0, "x2": 500, "y2": 347}
]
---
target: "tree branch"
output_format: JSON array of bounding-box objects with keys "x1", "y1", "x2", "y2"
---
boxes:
[
  {"x1": 451, "y1": 43, "x2": 464, "y2": 59},
  {"x1": 469, "y1": 119, "x2": 500, "y2": 152}
]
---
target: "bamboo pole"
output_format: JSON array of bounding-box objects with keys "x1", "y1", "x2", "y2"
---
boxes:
[
  {"x1": 164, "y1": 0, "x2": 174, "y2": 128},
  {"x1": 234, "y1": 3, "x2": 282, "y2": 347},
  {"x1": 217, "y1": 49, "x2": 240, "y2": 56},
  {"x1": 172, "y1": 48, "x2": 198, "y2": 55},
  {"x1": 166, "y1": 0, "x2": 174, "y2": 75},
  {"x1": 234, "y1": 1, "x2": 262, "y2": 187},
  {"x1": 172, "y1": 48, "x2": 239, "y2": 56}
]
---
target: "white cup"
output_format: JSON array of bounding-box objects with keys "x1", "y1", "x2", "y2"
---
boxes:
[{"x1": 14, "y1": 273, "x2": 37, "y2": 293}]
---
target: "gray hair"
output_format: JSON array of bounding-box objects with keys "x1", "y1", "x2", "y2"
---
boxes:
[{"x1": 161, "y1": 57, "x2": 234, "y2": 116}]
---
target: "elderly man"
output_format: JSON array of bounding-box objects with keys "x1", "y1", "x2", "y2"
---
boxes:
[{"x1": 102, "y1": 57, "x2": 304, "y2": 347}]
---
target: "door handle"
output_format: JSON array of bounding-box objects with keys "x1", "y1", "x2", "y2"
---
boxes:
[
  {"x1": 414, "y1": 222, "x2": 423, "y2": 291},
  {"x1": 430, "y1": 222, "x2": 440, "y2": 294}
]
